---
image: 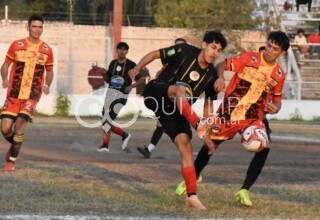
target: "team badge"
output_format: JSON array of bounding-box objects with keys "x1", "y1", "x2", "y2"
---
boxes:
[
  {"x1": 116, "y1": 65, "x2": 122, "y2": 71},
  {"x1": 43, "y1": 44, "x2": 48, "y2": 50},
  {"x1": 276, "y1": 68, "x2": 283, "y2": 76},
  {"x1": 189, "y1": 71, "x2": 200, "y2": 81},
  {"x1": 167, "y1": 48, "x2": 175, "y2": 56}
]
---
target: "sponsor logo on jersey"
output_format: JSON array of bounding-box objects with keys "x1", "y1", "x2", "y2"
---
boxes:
[
  {"x1": 17, "y1": 41, "x2": 24, "y2": 47},
  {"x1": 110, "y1": 75, "x2": 125, "y2": 88},
  {"x1": 189, "y1": 71, "x2": 200, "y2": 81},
  {"x1": 175, "y1": 81, "x2": 193, "y2": 98},
  {"x1": 167, "y1": 48, "x2": 175, "y2": 56}
]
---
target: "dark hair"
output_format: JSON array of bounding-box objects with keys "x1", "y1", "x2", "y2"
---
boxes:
[
  {"x1": 268, "y1": 31, "x2": 290, "y2": 51},
  {"x1": 174, "y1": 38, "x2": 187, "y2": 44},
  {"x1": 117, "y1": 42, "x2": 129, "y2": 50},
  {"x1": 203, "y1": 31, "x2": 227, "y2": 50},
  {"x1": 28, "y1": 14, "x2": 44, "y2": 27},
  {"x1": 259, "y1": 46, "x2": 266, "y2": 52},
  {"x1": 297, "y1": 29, "x2": 305, "y2": 34}
]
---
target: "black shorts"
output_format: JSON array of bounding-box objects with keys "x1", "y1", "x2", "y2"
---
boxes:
[
  {"x1": 143, "y1": 80, "x2": 192, "y2": 141},
  {"x1": 102, "y1": 89, "x2": 128, "y2": 123}
]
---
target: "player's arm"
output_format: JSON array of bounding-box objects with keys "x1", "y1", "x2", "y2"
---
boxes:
[
  {"x1": 129, "y1": 50, "x2": 160, "y2": 80},
  {"x1": 265, "y1": 100, "x2": 281, "y2": 115},
  {"x1": 214, "y1": 61, "x2": 226, "y2": 92},
  {"x1": 43, "y1": 70, "x2": 53, "y2": 95},
  {"x1": 1, "y1": 61, "x2": 11, "y2": 88}
]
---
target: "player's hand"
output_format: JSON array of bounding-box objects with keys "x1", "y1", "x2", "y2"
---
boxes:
[
  {"x1": 129, "y1": 67, "x2": 140, "y2": 81},
  {"x1": 2, "y1": 78, "x2": 9, "y2": 88},
  {"x1": 205, "y1": 136, "x2": 216, "y2": 155},
  {"x1": 42, "y1": 85, "x2": 50, "y2": 95},
  {"x1": 264, "y1": 102, "x2": 279, "y2": 114},
  {"x1": 124, "y1": 85, "x2": 132, "y2": 94},
  {"x1": 214, "y1": 78, "x2": 225, "y2": 92}
]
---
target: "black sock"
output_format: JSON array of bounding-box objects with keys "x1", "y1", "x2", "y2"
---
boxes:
[
  {"x1": 263, "y1": 118, "x2": 272, "y2": 142},
  {"x1": 241, "y1": 148, "x2": 270, "y2": 190},
  {"x1": 9, "y1": 134, "x2": 24, "y2": 161},
  {"x1": 194, "y1": 145, "x2": 212, "y2": 179},
  {"x1": 150, "y1": 126, "x2": 164, "y2": 146}
]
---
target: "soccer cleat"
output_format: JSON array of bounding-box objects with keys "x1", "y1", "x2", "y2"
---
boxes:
[
  {"x1": 235, "y1": 189, "x2": 253, "y2": 207},
  {"x1": 175, "y1": 175, "x2": 203, "y2": 196},
  {"x1": 137, "y1": 146, "x2": 151, "y2": 159},
  {"x1": 98, "y1": 145, "x2": 109, "y2": 152},
  {"x1": 3, "y1": 161, "x2": 15, "y2": 172},
  {"x1": 121, "y1": 133, "x2": 131, "y2": 150},
  {"x1": 186, "y1": 195, "x2": 206, "y2": 210}
]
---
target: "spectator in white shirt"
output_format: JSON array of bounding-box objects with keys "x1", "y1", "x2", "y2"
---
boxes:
[{"x1": 294, "y1": 29, "x2": 309, "y2": 62}]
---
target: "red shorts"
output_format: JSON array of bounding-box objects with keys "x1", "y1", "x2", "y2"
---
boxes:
[
  {"x1": 0, "y1": 97, "x2": 38, "y2": 122},
  {"x1": 209, "y1": 119, "x2": 265, "y2": 141}
]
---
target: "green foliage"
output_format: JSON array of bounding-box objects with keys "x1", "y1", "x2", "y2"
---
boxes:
[
  {"x1": 54, "y1": 93, "x2": 71, "y2": 117},
  {"x1": 152, "y1": 0, "x2": 263, "y2": 31}
]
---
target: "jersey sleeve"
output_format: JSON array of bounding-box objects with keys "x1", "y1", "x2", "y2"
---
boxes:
[
  {"x1": 225, "y1": 52, "x2": 248, "y2": 73},
  {"x1": 45, "y1": 48, "x2": 54, "y2": 71},
  {"x1": 5, "y1": 42, "x2": 16, "y2": 63},
  {"x1": 159, "y1": 43, "x2": 186, "y2": 65},
  {"x1": 271, "y1": 68, "x2": 285, "y2": 102}
]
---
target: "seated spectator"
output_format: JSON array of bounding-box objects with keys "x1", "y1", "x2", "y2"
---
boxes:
[
  {"x1": 307, "y1": 27, "x2": 320, "y2": 59},
  {"x1": 296, "y1": 0, "x2": 312, "y2": 12},
  {"x1": 294, "y1": 29, "x2": 309, "y2": 62},
  {"x1": 284, "y1": 0, "x2": 293, "y2": 11}
]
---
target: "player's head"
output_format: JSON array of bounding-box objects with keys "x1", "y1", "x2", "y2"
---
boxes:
[
  {"x1": 27, "y1": 14, "x2": 44, "y2": 40},
  {"x1": 174, "y1": 38, "x2": 187, "y2": 45},
  {"x1": 264, "y1": 31, "x2": 290, "y2": 63},
  {"x1": 117, "y1": 42, "x2": 129, "y2": 59},
  {"x1": 201, "y1": 31, "x2": 227, "y2": 64},
  {"x1": 259, "y1": 46, "x2": 266, "y2": 53}
]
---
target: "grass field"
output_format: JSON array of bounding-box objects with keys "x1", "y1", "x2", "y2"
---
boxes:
[{"x1": 0, "y1": 117, "x2": 319, "y2": 219}]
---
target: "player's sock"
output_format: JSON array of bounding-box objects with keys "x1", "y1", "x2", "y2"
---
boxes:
[
  {"x1": 102, "y1": 131, "x2": 111, "y2": 146},
  {"x1": 9, "y1": 134, "x2": 24, "y2": 162},
  {"x1": 147, "y1": 144, "x2": 155, "y2": 152},
  {"x1": 241, "y1": 148, "x2": 270, "y2": 190},
  {"x1": 150, "y1": 126, "x2": 164, "y2": 146},
  {"x1": 112, "y1": 126, "x2": 124, "y2": 137},
  {"x1": 3, "y1": 131, "x2": 14, "y2": 143},
  {"x1": 182, "y1": 166, "x2": 197, "y2": 196},
  {"x1": 177, "y1": 100, "x2": 199, "y2": 128},
  {"x1": 194, "y1": 145, "x2": 212, "y2": 179}
]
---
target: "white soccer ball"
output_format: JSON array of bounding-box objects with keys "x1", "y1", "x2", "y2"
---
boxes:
[{"x1": 241, "y1": 125, "x2": 269, "y2": 152}]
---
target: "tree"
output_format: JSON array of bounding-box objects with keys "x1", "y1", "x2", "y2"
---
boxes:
[{"x1": 152, "y1": 0, "x2": 262, "y2": 31}]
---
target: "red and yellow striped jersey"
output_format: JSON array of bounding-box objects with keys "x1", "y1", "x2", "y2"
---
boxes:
[
  {"x1": 5, "y1": 38, "x2": 54, "y2": 101},
  {"x1": 220, "y1": 52, "x2": 285, "y2": 121}
]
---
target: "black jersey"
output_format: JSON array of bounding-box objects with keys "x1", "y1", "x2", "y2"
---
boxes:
[
  {"x1": 106, "y1": 59, "x2": 136, "y2": 93},
  {"x1": 157, "y1": 43, "x2": 218, "y2": 100}
]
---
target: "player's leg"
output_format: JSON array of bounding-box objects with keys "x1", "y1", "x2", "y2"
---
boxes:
[
  {"x1": 137, "y1": 120, "x2": 164, "y2": 158},
  {"x1": 1, "y1": 117, "x2": 15, "y2": 144},
  {"x1": 262, "y1": 115, "x2": 272, "y2": 142},
  {"x1": 235, "y1": 148, "x2": 270, "y2": 207}
]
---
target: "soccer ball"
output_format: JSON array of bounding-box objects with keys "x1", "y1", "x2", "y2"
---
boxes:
[{"x1": 241, "y1": 126, "x2": 269, "y2": 152}]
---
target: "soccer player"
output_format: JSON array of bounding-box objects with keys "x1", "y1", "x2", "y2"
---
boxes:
[
  {"x1": 98, "y1": 42, "x2": 144, "y2": 152},
  {"x1": 129, "y1": 31, "x2": 227, "y2": 209},
  {"x1": 175, "y1": 31, "x2": 290, "y2": 207},
  {"x1": 137, "y1": 38, "x2": 187, "y2": 159},
  {"x1": 0, "y1": 14, "x2": 54, "y2": 172}
]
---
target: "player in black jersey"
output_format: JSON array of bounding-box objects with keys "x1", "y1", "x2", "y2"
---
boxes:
[
  {"x1": 99, "y1": 42, "x2": 144, "y2": 152},
  {"x1": 129, "y1": 31, "x2": 227, "y2": 210}
]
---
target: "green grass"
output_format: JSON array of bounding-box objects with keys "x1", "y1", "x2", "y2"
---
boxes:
[{"x1": 0, "y1": 161, "x2": 319, "y2": 218}]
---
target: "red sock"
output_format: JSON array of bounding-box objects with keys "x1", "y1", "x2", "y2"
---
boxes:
[
  {"x1": 178, "y1": 100, "x2": 199, "y2": 128},
  {"x1": 103, "y1": 132, "x2": 111, "y2": 145},
  {"x1": 182, "y1": 166, "x2": 197, "y2": 194},
  {"x1": 112, "y1": 126, "x2": 124, "y2": 137}
]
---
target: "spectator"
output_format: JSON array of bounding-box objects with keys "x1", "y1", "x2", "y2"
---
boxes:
[
  {"x1": 296, "y1": 0, "x2": 312, "y2": 12},
  {"x1": 294, "y1": 29, "x2": 309, "y2": 62},
  {"x1": 307, "y1": 27, "x2": 320, "y2": 59},
  {"x1": 88, "y1": 61, "x2": 106, "y2": 95},
  {"x1": 283, "y1": 0, "x2": 293, "y2": 11}
]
